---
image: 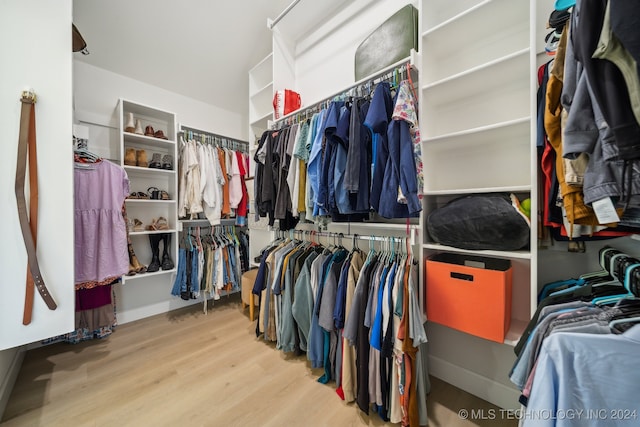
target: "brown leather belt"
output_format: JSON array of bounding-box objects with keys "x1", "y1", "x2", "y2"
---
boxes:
[{"x1": 15, "y1": 91, "x2": 57, "y2": 323}]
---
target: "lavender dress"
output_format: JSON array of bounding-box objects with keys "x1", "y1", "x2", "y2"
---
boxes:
[{"x1": 74, "y1": 160, "x2": 129, "y2": 286}]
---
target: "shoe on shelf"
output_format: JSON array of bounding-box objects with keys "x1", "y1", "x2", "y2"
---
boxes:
[
  {"x1": 161, "y1": 233, "x2": 175, "y2": 270},
  {"x1": 136, "y1": 149, "x2": 148, "y2": 167},
  {"x1": 133, "y1": 218, "x2": 144, "y2": 232},
  {"x1": 127, "y1": 263, "x2": 137, "y2": 276},
  {"x1": 125, "y1": 112, "x2": 135, "y2": 133},
  {"x1": 134, "y1": 119, "x2": 144, "y2": 135},
  {"x1": 131, "y1": 191, "x2": 149, "y2": 199},
  {"x1": 148, "y1": 153, "x2": 162, "y2": 169},
  {"x1": 155, "y1": 217, "x2": 169, "y2": 230},
  {"x1": 160, "y1": 190, "x2": 170, "y2": 200},
  {"x1": 147, "y1": 234, "x2": 162, "y2": 273},
  {"x1": 144, "y1": 125, "x2": 155, "y2": 137},
  {"x1": 161, "y1": 154, "x2": 173, "y2": 170},
  {"x1": 147, "y1": 186, "x2": 160, "y2": 200},
  {"x1": 124, "y1": 148, "x2": 137, "y2": 166},
  {"x1": 128, "y1": 243, "x2": 147, "y2": 274},
  {"x1": 146, "y1": 217, "x2": 169, "y2": 231},
  {"x1": 154, "y1": 130, "x2": 168, "y2": 140}
]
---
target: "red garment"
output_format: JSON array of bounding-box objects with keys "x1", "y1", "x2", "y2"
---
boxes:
[{"x1": 235, "y1": 151, "x2": 249, "y2": 218}]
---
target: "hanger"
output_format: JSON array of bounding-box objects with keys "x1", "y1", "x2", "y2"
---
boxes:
[
  {"x1": 609, "y1": 316, "x2": 640, "y2": 329},
  {"x1": 74, "y1": 148, "x2": 101, "y2": 169},
  {"x1": 592, "y1": 263, "x2": 640, "y2": 305}
]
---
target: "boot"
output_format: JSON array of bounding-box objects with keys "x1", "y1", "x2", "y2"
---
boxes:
[
  {"x1": 134, "y1": 119, "x2": 144, "y2": 135},
  {"x1": 136, "y1": 149, "x2": 148, "y2": 167},
  {"x1": 124, "y1": 148, "x2": 137, "y2": 166},
  {"x1": 161, "y1": 233, "x2": 175, "y2": 270},
  {"x1": 147, "y1": 234, "x2": 162, "y2": 272},
  {"x1": 128, "y1": 242, "x2": 147, "y2": 273},
  {"x1": 125, "y1": 112, "x2": 135, "y2": 133}
]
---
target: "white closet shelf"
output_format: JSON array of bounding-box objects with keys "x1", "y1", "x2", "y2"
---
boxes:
[
  {"x1": 129, "y1": 229, "x2": 178, "y2": 236},
  {"x1": 123, "y1": 165, "x2": 176, "y2": 177},
  {"x1": 422, "y1": 185, "x2": 531, "y2": 196},
  {"x1": 122, "y1": 268, "x2": 176, "y2": 283},
  {"x1": 421, "y1": 48, "x2": 530, "y2": 100},
  {"x1": 123, "y1": 132, "x2": 176, "y2": 148},
  {"x1": 250, "y1": 111, "x2": 272, "y2": 128},
  {"x1": 422, "y1": 117, "x2": 531, "y2": 145},
  {"x1": 422, "y1": 0, "x2": 528, "y2": 39},
  {"x1": 122, "y1": 100, "x2": 175, "y2": 123},
  {"x1": 250, "y1": 82, "x2": 273, "y2": 99},
  {"x1": 503, "y1": 319, "x2": 529, "y2": 346},
  {"x1": 249, "y1": 52, "x2": 273, "y2": 73},
  {"x1": 125, "y1": 199, "x2": 177, "y2": 205},
  {"x1": 421, "y1": 0, "x2": 484, "y2": 31},
  {"x1": 422, "y1": 243, "x2": 532, "y2": 260}
]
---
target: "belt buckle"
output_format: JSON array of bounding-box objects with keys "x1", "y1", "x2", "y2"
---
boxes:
[{"x1": 21, "y1": 89, "x2": 37, "y2": 103}]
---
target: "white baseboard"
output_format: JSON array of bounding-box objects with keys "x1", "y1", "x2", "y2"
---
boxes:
[
  {"x1": 0, "y1": 347, "x2": 25, "y2": 420},
  {"x1": 428, "y1": 354, "x2": 521, "y2": 410}
]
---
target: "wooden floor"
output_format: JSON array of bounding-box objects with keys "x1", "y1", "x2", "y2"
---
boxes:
[{"x1": 2, "y1": 294, "x2": 516, "y2": 427}]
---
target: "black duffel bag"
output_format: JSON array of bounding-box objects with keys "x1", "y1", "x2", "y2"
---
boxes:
[{"x1": 427, "y1": 194, "x2": 530, "y2": 251}]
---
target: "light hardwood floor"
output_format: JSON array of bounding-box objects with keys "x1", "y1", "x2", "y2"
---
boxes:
[{"x1": 2, "y1": 294, "x2": 517, "y2": 427}]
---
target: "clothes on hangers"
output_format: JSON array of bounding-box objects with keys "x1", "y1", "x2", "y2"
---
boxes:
[
  {"x1": 255, "y1": 75, "x2": 422, "y2": 231},
  {"x1": 171, "y1": 226, "x2": 248, "y2": 301},
  {"x1": 75, "y1": 159, "x2": 129, "y2": 287},
  {"x1": 251, "y1": 233, "x2": 428, "y2": 425},
  {"x1": 537, "y1": 3, "x2": 640, "y2": 243},
  {"x1": 178, "y1": 136, "x2": 250, "y2": 225},
  {"x1": 511, "y1": 246, "x2": 640, "y2": 423}
]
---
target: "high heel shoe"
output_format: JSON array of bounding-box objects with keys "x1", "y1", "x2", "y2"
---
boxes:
[{"x1": 128, "y1": 242, "x2": 147, "y2": 273}]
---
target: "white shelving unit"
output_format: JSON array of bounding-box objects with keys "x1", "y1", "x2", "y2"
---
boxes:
[
  {"x1": 419, "y1": 0, "x2": 535, "y2": 345},
  {"x1": 118, "y1": 99, "x2": 179, "y2": 284},
  {"x1": 248, "y1": 53, "x2": 274, "y2": 148},
  {"x1": 254, "y1": 0, "x2": 561, "y2": 410}
]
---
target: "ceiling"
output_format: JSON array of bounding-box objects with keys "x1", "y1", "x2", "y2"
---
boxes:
[{"x1": 73, "y1": 0, "x2": 293, "y2": 118}]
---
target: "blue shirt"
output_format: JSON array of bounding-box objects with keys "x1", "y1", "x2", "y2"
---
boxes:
[
  {"x1": 364, "y1": 83, "x2": 393, "y2": 213},
  {"x1": 524, "y1": 325, "x2": 640, "y2": 427},
  {"x1": 307, "y1": 110, "x2": 327, "y2": 218}
]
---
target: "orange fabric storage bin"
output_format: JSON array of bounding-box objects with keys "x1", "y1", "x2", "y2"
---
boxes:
[{"x1": 426, "y1": 253, "x2": 512, "y2": 343}]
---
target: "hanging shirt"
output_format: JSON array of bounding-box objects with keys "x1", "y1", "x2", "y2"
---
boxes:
[
  {"x1": 228, "y1": 149, "x2": 242, "y2": 209},
  {"x1": 217, "y1": 147, "x2": 230, "y2": 216},
  {"x1": 392, "y1": 81, "x2": 424, "y2": 198},
  {"x1": 524, "y1": 325, "x2": 640, "y2": 427},
  {"x1": 306, "y1": 112, "x2": 325, "y2": 219}
]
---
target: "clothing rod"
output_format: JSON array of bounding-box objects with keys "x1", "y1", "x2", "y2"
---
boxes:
[
  {"x1": 267, "y1": 0, "x2": 301, "y2": 29},
  {"x1": 272, "y1": 54, "x2": 415, "y2": 126},
  {"x1": 178, "y1": 218, "x2": 237, "y2": 231},
  {"x1": 281, "y1": 229, "x2": 411, "y2": 244},
  {"x1": 179, "y1": 125, "x2": 248, "y2": 148}
]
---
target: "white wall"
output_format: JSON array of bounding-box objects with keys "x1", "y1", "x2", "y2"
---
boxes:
[
  {"x1": 0, "y1": 0, "x2": 74, "y2": 417},
  {"x1": 293, "y1": 0, "x2": 414, "y2": 106},
  {"x1": 73, "y1": 60, "x2": 248, "y2": 324},
  {"x1": 74, "y1": 60, "x2": 247, "y2": 159}
]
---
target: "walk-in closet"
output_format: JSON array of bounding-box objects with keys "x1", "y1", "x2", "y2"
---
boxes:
[{"x1": 2, "y1": 0, "x2": 640, "y2": 426}]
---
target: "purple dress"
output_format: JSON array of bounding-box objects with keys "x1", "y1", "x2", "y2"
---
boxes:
[{"x1": 74, "y1": 160, "x2": 129, "y2": 285}]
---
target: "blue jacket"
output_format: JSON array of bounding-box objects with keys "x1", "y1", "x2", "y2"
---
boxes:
[{"x1": 365, "y1": 83, "x2": 421, "y2": 218}]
